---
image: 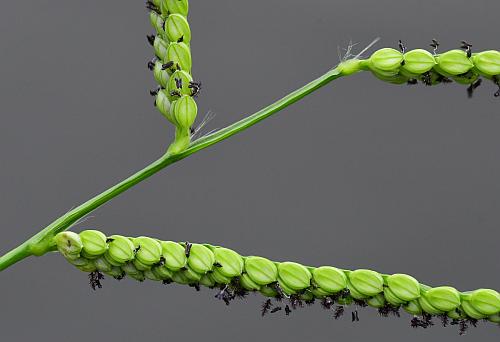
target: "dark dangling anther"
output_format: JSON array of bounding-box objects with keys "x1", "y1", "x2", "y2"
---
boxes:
[
  {"x1": 460, "y1": 40, "x2": 473, "y2": 58},
  {"x1": 261, "y1": 299, "x2": 272, "y2": 316},
  {"x1": 410, "y1": 317, "x2": 420, "y2": 328},
  {"x1": 430, "y1": 38, "x2": 440, "y2": 55},
  {"x1": 398, "y1": 40, "x2": 406, "y2": 53},
  {"x1": 145, "y1": 1, "x2": 159, "y2": 13},
  {"x1": 467, "y1": 78, "x2": 482, "y2": 98},
  {"x1": 162, "y1": 61, "x2": 174, "y2": 70},
  {"x1": 410, "y1": 316, "x2": 428, "y2": 329},
  {"x1": 436, "y1": 74, "x2": 452, "y2": 83},
  {"x1": 351, "y1": 310, "x2": 359, "y2": 322},
  {"x1": 458, "y1": 319, "x2": 469, "y2": 335},
  {"x1": 270, "y1": 307, "x2": 282, "y2": 314},
  {"x1": 284, "y1": 305, "x2": 292, "y2": 316},
  {"x1": 321, "y1": 297, "x2": 334, "y2": 310},
  {"x1": 170, "y1": 90, "x2": 182, "y2": 97},
  {"x1": 289, "y1": 294, "x2": 303, "y2": 310},
  {"x1": 407, "y1": 78, "x2": 418, "y2": 85},
  {"x1": 438, "y1": 314, "x2": 449, "y2": 327},
  {"x1": 189, "y1": 283, "x2": 201, "y2": 292},
  {"x1": 147, "y1": 35, "x2": 155, "y2": 46},
  {"x1": 272, "y1": 282, "x2": 286, "y2": 300},
  {"x1": 467, "y1": 318, "x2": 478, "y2": 328},
  {"x1": 114, "y1": 271, "x2": 126, "y2": 281},
  {"x1": 150, "y1": 87, "x2": 161, "y2": 96},
  {"x1": 89, "y1": 271, "x2": 104, "y2": 290},
  {"x1": 231, "y1": 279, "x2": 249, "y2": 299},
  {"x1": 493, "y1": 75, "x2": 500, "y2": 97},
  {"x1": 422, "y1": 71, "x2": 432, "y2": 86},
  {"x1": 422, "y1": 313, "x2": 434, "y2": 327},
  {"x1": 188, "y1": 81, "x2": 202, "y2": 97},
  {"x1": 398, "y1": 40, "x2": 407, "y2": 65},
  {"x1": 184, "y1": 242, "x2": 192, "y2": 258},
  {"x1": 175, "y1": 77, "x2": 183, "y2": 89},
  {"x1": 215, "y1": 285, "x2": 233, "y2": 305},
  {"x1": 333, "y1": 306, "x2": 344, "y2": 320},
  {"x1": 155, "y1": 256, "x2": 165, "y2": 267}
]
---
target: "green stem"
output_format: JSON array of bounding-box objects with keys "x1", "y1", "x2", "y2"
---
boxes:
[{"x1": 0, "y1": 67, "x2": 344, "y2": 272}]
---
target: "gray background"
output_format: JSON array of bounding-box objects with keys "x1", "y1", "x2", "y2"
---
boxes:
[{"x1": 0, "y1": 0, "x2": 499, "y2": 340}]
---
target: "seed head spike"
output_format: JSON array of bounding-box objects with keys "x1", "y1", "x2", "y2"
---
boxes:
[{"x1": 54, "y1": 231, "x2": 500, "y2": 334}]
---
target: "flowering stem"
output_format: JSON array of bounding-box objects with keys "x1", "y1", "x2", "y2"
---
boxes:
[{"x1": 0, "y1": 67, "x2": 344, "y2": 272}]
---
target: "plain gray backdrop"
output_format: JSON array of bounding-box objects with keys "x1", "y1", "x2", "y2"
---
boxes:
[{"x1": 0, "y1": 0, "x2": 499, "y2": 341}]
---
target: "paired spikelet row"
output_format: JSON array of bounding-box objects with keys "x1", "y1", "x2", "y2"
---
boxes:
[
  {"x1": 54, "y1": 230, "x2": 500, "y2": 332},
  {"x1": 146, "y1": 0, "x2": 200, "y2": 153},
  {"x1": 339, "y1": 41, "x2": 500, "y2": 98}
]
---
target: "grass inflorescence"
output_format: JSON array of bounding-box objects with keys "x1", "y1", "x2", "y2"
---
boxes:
[
  {"x1": 146, "y1": 0, "x2": 200, "y2": 154},
  {"x1": 55, "y1": 230, "x2": 500, "y2": 335},
  {"x1": 0, "y1": 6, "x2": 498, "y2": 339},
  {"x1": 338, "y1": 39, "x2": 500, "y2": 98}
]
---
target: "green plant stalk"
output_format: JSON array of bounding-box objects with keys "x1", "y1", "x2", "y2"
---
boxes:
[
  {"x1": 0, "y1": 67, "x2": 344, "y2": 272},
  {"x1": 2, "y1": 45, "x2": 499, "y2": 271}
]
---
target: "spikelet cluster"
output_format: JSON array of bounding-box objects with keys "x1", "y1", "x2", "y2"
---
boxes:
[
  {"x1": 339, "y1": 40, "x2": 500, "y2": 98},
  {"x1": 55, "y1": 230, "x2": 500, "y2": 334},
  {"x1": 147, "y1": 0, "x2": 200, "y2": 153}
]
